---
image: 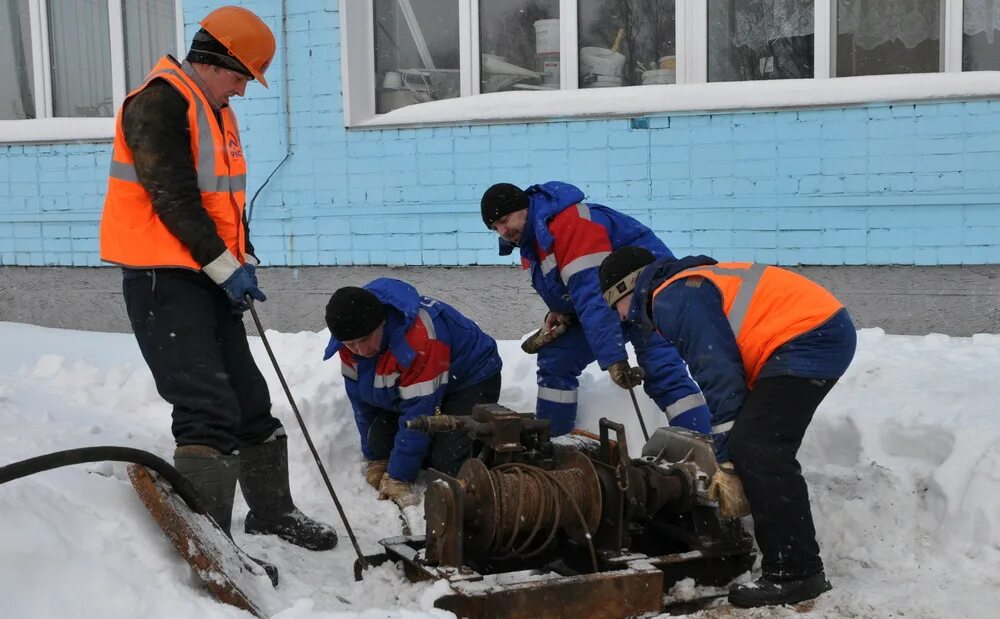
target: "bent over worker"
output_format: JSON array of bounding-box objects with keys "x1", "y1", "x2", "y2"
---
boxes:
[
  {"x1": 598, "y1": 247, "x2": 856, "y2": 608},
  {"x1": 99, "y1": 6, "x2": 337, "y2": 558},
  {"x1": 324, "y1": 278, "x2": 503, "y2": 509},
  {"x1": 480, "y1": 181, "x2": 709, "y2": 436}
]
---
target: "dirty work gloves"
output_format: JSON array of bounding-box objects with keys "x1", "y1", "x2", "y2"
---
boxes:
[
  {"x1": 365, "y1": 459, "x2": 388, "y2": 489},
  {"x1": 203, "y1": 250, "x2": 266, "y2": 312},
  {"x1": 378, "y1": 475, "x2": 421, "y2": 509},
  {"x1": 608, "y1": 360, "x2": 645, "y2": 390},
  {"x1": 708, "y1": 462, "x2": 751, "y2": 519},
  {"x1": 522, "y1": 312, "x2": 572, "y2": 354}
]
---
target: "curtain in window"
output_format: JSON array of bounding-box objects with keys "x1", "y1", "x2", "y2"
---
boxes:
[
  {"x1": 730, "y1": 0, "x2": 814, "y2": 47},
  {"x1": 48, "y1": 0, "x2": 113, "y2": 117},
  {"x1": 124, "y1": 0, "x2": 177, "y2": 90},
  {"x1": 1, "y1": 0, "x2": 34, "y2": 120},
  {"x1": 837, "y1": 0, "x2": 939, "y2": 50},
  {"x1": 966, "y1": 0, "x2": 1000, "y2": 43}
]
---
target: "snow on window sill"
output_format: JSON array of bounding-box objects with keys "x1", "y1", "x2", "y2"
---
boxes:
[
  {"x1": 0, "y1": 118, "x2": 115, "y2": 145},
  {"x1": 351, "y1": 72, "x2": 1000, "y2": 129}
]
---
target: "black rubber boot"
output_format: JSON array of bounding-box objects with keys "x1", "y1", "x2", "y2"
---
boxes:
[
  {"x1": 238, "y1": 437, "x2": 339, "y2": 551},
  {"x1": 173, "y1": 446, "x2": 279, "y2": 587},
  {"x1": 728, "y1": 572, "x2": 832, "y2": 608}
]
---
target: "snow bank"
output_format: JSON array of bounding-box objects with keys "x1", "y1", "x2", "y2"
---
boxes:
[{"x1": 1, "y1": 322, "x2": 999, "y2": 617}]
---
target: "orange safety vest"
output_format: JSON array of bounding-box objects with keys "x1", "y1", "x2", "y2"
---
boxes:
[
  {"x1": 652, "y1": 263, "x2": 843, "y2": 386},
  {"x1": 99, "y1": 56, "x2": 247, "y2": 270}
]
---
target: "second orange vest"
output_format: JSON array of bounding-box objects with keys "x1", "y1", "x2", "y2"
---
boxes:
[
  {"x1": 99, "y1": 56, "x2": 247, "y2": 270},
  {"x1": 652, "y1": 263, "x2": 843, "y2": 386}
]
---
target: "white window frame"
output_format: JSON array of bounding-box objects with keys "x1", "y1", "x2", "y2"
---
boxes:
[
  {"x1": 343, "y1": 0, "x2": 1000, "y2": 129},
  {"x1": 0, "y1": 0, "x2": 185, "y2": 144}
]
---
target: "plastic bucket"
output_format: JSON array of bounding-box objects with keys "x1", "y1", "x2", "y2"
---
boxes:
[
  {"x1": 642, "y1": 69, "x2": 675, "y2": 85},
  {"x1": 534, "y1": 19, "x2": 560, "y2": 55},
  {"x1": 659, "y1": 55, "x2": 677, "y2": 70},
  {"x1": 538, "y1": 56, "x2": 560, "y2": 84},
  {"x1": 580, "y1": 46, "x2": 626, "y2": 77},
  {"x1": 382, "y1": 71, "x2": 402, "y2": 90}
]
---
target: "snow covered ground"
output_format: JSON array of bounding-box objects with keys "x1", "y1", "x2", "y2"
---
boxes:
[{"x1": 1, "y1": 321, "x2": 999, "y2": 618}]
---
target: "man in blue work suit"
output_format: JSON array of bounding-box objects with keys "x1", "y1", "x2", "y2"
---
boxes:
[{"x1": 480, "y1": 181, "x2": 710, "y2": 437}]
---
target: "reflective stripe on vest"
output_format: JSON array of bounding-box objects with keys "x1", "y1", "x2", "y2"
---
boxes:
[
  {"x1": 106, "y1": 67, "x2": 246, "y2": 194},
  {"x1": 100, "y1": 56, "x2": 247, "y2": 270},
  {"x1": 652, "y1": 262, "x2": 843, "y2": 386}
]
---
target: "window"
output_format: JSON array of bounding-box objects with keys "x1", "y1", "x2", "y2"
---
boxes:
[
  {"x1": 0, "y1": 0, "x2": 182, "y2": 142},
  {"x1": 963, "y1": 0, "x2": 1000, "y2": 70},
  {"x1": 375, "y1": 0, "x2": 461, "y2": 112},
  {"x1": 709, "y1": 1, "x2": 814, "y2": 81},
  {"x1": 339, "y1": 1, "x2": 1000, "y2": 127},
  {"x1": 836, "y1": 0, "x2": 943, "y2": 76},
  {"x1": 579, "y1": 0, "x2": 676, "y2": 88}
]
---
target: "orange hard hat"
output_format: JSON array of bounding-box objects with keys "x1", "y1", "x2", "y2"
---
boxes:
[{"x1": 200, "y1": 6, "x2": 276, "y2": 88}]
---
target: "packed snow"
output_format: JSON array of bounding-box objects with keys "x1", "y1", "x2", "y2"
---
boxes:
[{"x1": 1, "y1": 320, "x2": 999, "y2": 618}]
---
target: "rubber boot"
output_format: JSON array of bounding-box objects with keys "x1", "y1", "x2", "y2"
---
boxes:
[
  {"x1": 728, "y1": 572, "x2": 832, "y2": 608},
  {"x1": 238, "y1": 436, "x2": 339, "y2": 551},
  {"x1": 173, "y1": 445, "x2": 279, "y2": 587}
]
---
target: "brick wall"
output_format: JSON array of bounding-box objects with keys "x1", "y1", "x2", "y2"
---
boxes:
[{"x1": 1, "y1": 0, "x2": 999, "y2": 267}]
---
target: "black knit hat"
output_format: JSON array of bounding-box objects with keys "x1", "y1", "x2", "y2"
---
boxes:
[
  {"x1": 186, "y1": 28, "x2": 255, "y2": 78},
  {"x1": 599, "y1": 246, "x2": 657, "y2": 307},
  {"x1": 481, "y1": 183, "x2": 529, "y2": 228},
  {"x1": 325, "y1": 287, "x2": 386, "y2": 341}
]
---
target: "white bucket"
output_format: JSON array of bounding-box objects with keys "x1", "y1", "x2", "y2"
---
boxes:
[
  {"x1": 534, "y1": 19, "x2": 560, "y2": 55},
  {"x1": 593, "y1": 75, "x2": 623, "y2": 87},
  {"x1": 642, "y1": 68, "x2": 676, "y2": 85},
  {"x1": 538, "y1": 57, "x2": 560, "y2": 84},
  {"x1": 382, "y1": 71, "x2": 402, "y2": 90},
  {"x1": 580, "y1": 47, "x2": 626, "y2": 77}
]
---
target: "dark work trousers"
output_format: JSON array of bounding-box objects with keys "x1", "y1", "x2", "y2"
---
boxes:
[
  {"x1": 122, "y1": 268, "x2": 282, "y2": 454},
  {"x1": 367, "y1": 371, "x2": 502, "y2": 476},
  {"x1": 727, "y1": 375, "x2": 836, "y2": 581}
]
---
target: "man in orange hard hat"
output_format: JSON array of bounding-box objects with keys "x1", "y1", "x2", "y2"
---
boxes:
[{"x1": 100, "y1": 7, "x2": 337, "y2": 572}]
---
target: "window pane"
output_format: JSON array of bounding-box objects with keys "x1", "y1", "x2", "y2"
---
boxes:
[
  {"x1": 124, "y1": 0, "x2": 177, "y2": 89},
  {"x1": 47, "y1": 0, "x2": 113, "y2": 117},
  {"x1": 709, "y1": 0, "x2": 814, "y2": 82},
  {"x1": 964, "y1": 0, "x2": 1000, "y2": 70},
  {"x1": 836, "y1": 0, "x2": 941, "y2": 76},
  {"x1": 0, "y1": 0, "x2": 35, "y2": 119},
  {"x1": 579, "y1": 0, "x2": 676, "y2": 88},
  {"x1": 374, "y1": 0, "x2": 459, "y2": 113},
  {"x1": 480, "y1": 0, "x2": 559, "y2": 93}
]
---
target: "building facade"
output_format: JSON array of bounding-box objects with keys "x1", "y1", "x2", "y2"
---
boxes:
[{"x1": 1, "y1": 0, "x2": 999, "y2": 267}]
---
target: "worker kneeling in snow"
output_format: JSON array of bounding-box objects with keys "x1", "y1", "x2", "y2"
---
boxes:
[
  {"x1": 598, "y1": 247, "x2": 857, "y2": 609},
  {"x1": 323, "y1": 279, "x2": 502, "y2": 509}
]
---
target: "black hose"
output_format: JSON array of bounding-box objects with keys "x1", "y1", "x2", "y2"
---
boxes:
[{"x1": 0, "y1": 446, "x2": 204, "y2": 513}]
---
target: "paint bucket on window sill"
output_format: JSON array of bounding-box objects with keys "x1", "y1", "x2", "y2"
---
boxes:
[
  {"x1": 580, "y1": 47, "x2": 626, "y2": 78},
  {"x1": 534, "y1": 19, "x2": 560, "y2": 55},
  {"x1": 537, "y1": 53, "x2": 560, "y2": 85},
  {"x1": 383, "y1": 71, "x2": 403, "y2": 90},
  {"x1": 659, "y1": 55, "x2": 677, "y2": 70},
  {"x1": 642, "y1": 68, "x2": 675, "y2": 85}
]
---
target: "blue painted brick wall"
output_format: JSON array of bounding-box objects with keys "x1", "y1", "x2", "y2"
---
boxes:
[{"x1": 2, "y1": 0, "x2": 1000, "y2": 266}]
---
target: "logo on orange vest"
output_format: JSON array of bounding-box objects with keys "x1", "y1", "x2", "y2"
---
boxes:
[{"x1": 227, "y1": 132, "x2": 243, "y2": 160}]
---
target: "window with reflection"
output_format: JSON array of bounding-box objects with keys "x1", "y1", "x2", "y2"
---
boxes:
[
  {"x1": 836, "y1": 0, "x2": 942, "y2": 76},
  {"x1": 964, "y1": 0, "x2": 1000, "y2": 70},
  {"x1": 0, "y1": 0, "x2": 34, "y2": 120},
  {"x1": 479, "y1": 0, "x2": 559, "y2": 93},
  {"x1": 709, "y1": 0, "x2": 814, "y2": 82},
  {"x1": 578, "y1": 0, "x2": 676, "y2": 88},
  {"x1": 375, "y1": 0, "x2": 460, "y2": 113}
]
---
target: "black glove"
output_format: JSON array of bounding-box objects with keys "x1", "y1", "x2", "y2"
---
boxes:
[{"x1": 607, "y1": 360, "x2": 645, "y2": 390}]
